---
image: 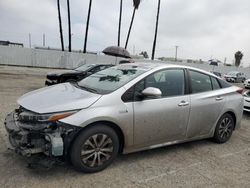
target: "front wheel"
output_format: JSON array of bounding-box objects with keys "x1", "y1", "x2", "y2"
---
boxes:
[
  {"x1": 213, "y1": 113, "x2": 234, "y2": 143},
  {"x1": 70, "y1": 125, "x2": 120, "y2": 173}
]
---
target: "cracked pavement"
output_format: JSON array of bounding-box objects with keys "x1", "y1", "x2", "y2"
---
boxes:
[{"x1": 0, "y1": 65, "x2": 250, "y2": 188}]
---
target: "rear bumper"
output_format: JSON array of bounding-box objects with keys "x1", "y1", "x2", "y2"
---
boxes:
[{"x1": 244, "y1": 83, "x2": 250, "y2": 88}]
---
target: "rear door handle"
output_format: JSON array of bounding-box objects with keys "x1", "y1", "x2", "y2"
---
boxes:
[
  {"x1": 215, "y1": 96, "x2": 224, "y2": 101},
  {"x1": 178, "y1": 101, "x2": 189, "y2": 107}
]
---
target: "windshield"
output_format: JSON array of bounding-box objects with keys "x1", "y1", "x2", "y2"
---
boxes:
[
  {"x1": 78, "y1": 65, "x2": 147, "y2": 94},
  {"x1": 227, "y1": 72, "x2": 238, "y2": 76},
  {"x1": 75, "y1": 64, "x2": 96, "y2": 71}
]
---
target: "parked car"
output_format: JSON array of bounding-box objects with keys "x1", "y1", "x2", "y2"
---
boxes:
[
  {"x1": 210, "y1": 71, "x2": 222, "y2": 78},
  {"x1": 223, "y1": 71, "x2": 246, "y2": 83},
  {"x1": 45, "y1": 64, "x2": 113, "y2": 86},
  {"x1": 244, "y1": 79, "x2": 250, "y2": 89},
  {"x1": 243, "y1": 90, "x2": 250, "y2": 112},
  {"x1": 5, "y1": 63, "x2": 244, "y2": 173}
]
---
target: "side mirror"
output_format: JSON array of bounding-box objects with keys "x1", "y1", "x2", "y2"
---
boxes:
[{"x1": 141, "y1": 87, "x2": 162, "y2": 98}]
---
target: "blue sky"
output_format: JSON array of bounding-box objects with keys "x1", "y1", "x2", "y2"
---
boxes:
[{"x1": 0, "y1": 0, "x2": 249, "y2": 67}]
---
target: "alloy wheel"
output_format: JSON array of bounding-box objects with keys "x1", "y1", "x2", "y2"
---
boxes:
[
  {"x1": 218, "y1": 117, "x2": 233, "y2": 140},
  {"x1": 81, "y1": 134, "x2": 114, "y2": 168}
]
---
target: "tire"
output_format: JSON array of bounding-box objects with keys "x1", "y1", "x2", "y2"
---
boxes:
[
  {"x1": 213, "y1": 113, "x2": 235, "y2": 144},
  {"x1": 70, "y1": 124, "x2": 119, "y2": 173}
]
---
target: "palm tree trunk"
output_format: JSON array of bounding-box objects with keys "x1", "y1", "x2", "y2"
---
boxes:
[
  {"x1": 67, "y1": 0, "x2": 72, "y2": 52},
  {"x1": 125, "y1": 8, "x2": 136, "y2": 49},
  {"x1": 83, "y1": 0, "x2": 93, "y2": 53},
  {"x1": 57, "y1": 0, "x2": 64, "y2": 51},
  {"x1": 118, "y1": 0, "x2": 123, "y2": 47},
  {"x1": 151, "y1": 0, "x2": 161, "y2": 60}
]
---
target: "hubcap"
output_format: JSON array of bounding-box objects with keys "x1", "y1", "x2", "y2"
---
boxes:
[
  {"x1": 218, "y1": 117, "x2": 233, "y2": 140},
  {"x1": 81, "y1": 134, "x2": 113, "y2": 168}
]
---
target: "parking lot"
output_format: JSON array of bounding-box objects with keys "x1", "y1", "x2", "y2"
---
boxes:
[{"x1": 0, "y1": 65, "x2": 250, "y2": 188}]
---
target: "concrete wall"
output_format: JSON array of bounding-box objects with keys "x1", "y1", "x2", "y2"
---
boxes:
[
  {"x1": 0, "y1": 45, "x2": 249, "y2": 78},
  {"x1": 0, "y1": 46, "x2": 121, "y2": 69}
]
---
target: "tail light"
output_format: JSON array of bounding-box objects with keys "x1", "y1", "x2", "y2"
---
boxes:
[{"x1": 236, "y1": 87, "x2": 244, "y2": 95}]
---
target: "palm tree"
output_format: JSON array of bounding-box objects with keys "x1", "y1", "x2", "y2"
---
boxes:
[
  {"x1": 83, "y1": 0, "x2": 93, "y2": 53},
  {"x1": 118, "y1": 0, "x2": 123, "y2": 47},
  {"x1": 235, "y1": 51, "x2": 243, "y2": 67},
  {"x1": 125, "y1": 0, "x2": 141, "y2": 49},
  {"x1": 151, "y1": 0, "x2": 161, "y2": 60},
  {"x1": 57, "y1": 0, "x2": 64, "y2": 51},
  {"x1": 67, "y1": 0, "x2": 72, "y2": 52}
]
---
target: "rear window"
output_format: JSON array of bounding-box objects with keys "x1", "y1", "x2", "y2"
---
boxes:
[{"x1": 218, "y1": 79, "x2": 231, "y2": 88}]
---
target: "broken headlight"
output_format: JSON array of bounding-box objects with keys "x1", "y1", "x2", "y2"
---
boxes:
[{"x1": 18, "y1": 109, "x2": 78, "y2": 123}]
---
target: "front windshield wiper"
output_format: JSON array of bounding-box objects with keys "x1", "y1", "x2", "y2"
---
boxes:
[{"x1": 75, "y1": 83, "x2": 99, "y2": 94}]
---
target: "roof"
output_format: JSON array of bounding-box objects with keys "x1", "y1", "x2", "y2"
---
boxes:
[{"x1": 123, "y1": 61, "x2": 220, "y2": 78}]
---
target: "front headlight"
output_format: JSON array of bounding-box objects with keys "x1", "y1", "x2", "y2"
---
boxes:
[
  {"x1": 18, "y1": 110, "x2": 78, "y2": 123},
  {"x1": 47, "y1": 111, "x2": 77, "y2": 122}
]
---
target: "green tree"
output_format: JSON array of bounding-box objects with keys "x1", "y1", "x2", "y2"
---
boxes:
[
  {"x1": 57, "y1": 0, "x2": 64, "y2": 51},
  {"x1": 151, "y1": 0, "x2": 161, "y2": 60},
  {"x1": 125, "y1": 0, "x2": 141, "y2": 49},
  {"x1": 83, "y1": 0, "x2": 93, "y2": 53},
  {"x1": 235, "y1": 51, "x2": 243, "y2": 67}
]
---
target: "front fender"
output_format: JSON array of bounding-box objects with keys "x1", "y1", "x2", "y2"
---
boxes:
[{"x1": 59, "y1": 103, "x2": 134, "y2": 148}]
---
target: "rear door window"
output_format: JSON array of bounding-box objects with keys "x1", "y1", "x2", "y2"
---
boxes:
[{"x1": 189, "y1": 70, "x2": 212, "y2": 93}]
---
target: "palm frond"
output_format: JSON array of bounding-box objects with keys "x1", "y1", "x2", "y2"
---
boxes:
[{"x1": 133, "y1": 0, "x2": 141, "y2": 9}]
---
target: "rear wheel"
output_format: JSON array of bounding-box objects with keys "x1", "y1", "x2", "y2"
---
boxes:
[
  {"x1": 70, "y1": 125, "x2": 119, "y2": 173},
  {"x1": 213, "y1": 113, "x2": 234, "y2": 143}
]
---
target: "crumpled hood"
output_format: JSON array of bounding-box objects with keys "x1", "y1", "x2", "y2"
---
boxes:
[{"x1": 18, "y1": 83, "x2": 102, "y2": 114}]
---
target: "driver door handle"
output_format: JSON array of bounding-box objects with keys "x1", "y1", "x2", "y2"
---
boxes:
[
  {"x1": 215, "y1": 96, "x2": 224, "y2": 101},
  {"x1": 178, "y1": 101, "x2": 189, "y2": 107}
]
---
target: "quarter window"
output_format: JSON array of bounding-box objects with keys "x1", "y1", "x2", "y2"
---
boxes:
[
  {"x1": 211, "y1": 77, "x2": 221, "y2": 90},
  {"x1": 190, "y1": 70, "x2": 212, "y2": 93}
]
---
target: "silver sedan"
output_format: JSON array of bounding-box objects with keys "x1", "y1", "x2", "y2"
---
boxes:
[{"x1": 4, "y1": 62, "x2": 244, "y2": 173}]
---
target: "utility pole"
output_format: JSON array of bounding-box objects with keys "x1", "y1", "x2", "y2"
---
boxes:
[
  {"x1": 29, "y1": 33, "x2": 32, "y2": 48},
  {"x1": 133, "y1": 45, "x2": 135, "y2": 55},
  {"x1": 151, "y1": 0, "x2": 161, "y2": 60},
  {"x1": 67, "y1": 0, "x2": 71, "y2": 52},
  {"x1": 42, "y1": 34, "x2": 45, "y2": 47},
  {"x1": 175, "y1": 45, "x2": 179, "y2": 61},
  {"x1": 118, "y1": 0, "x2": 123, "y2": 47},
  {"x1": 83, "y1": 0, "x2": 93, "y2": 53}
]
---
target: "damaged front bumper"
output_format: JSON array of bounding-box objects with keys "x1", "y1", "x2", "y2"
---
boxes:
[{"x1": 4, "y1": 111, "x2": 80, "y2": 158}]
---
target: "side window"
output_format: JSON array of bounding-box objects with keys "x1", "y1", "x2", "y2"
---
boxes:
[
  {"x1": 121, "y1": 69, "x2": 185, "y2": 102},
  {"x1": 211, "y1": 77, "x2": 221, "y2": 90},
  {"x1": 145, "y1": 69, "x2": 185, "y2": 97},
  {"x1": 99, "y1": 65, "x2": 108, "y2": 71},
  {"x1": 88, "y1": 67, "x2": 99, "y2": 74},
  {"x1": 190, "y1": 70, "x2": 212, "y2": 94}
]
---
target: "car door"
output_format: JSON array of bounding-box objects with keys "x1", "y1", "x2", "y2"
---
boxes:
[
  {"x1": 186, "y1": 70, "x2": 226, "y2": 138},
  {"x1": 132, "y1": 69, "x2": 190, "y2": 146}
]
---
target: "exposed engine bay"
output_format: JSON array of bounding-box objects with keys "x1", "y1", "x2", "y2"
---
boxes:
[{"x1": 4, "y1": 107, "x2": 80, "y2": 158}]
